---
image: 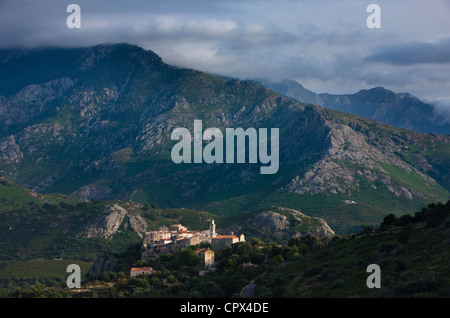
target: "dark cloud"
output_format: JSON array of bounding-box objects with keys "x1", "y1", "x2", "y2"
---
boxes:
[
  {"x1": 0, "y1": 0, "x2": 449, "y2": 101},
  {"x1": 364, "y1": 38, "x2": 450, "y2": 65}
]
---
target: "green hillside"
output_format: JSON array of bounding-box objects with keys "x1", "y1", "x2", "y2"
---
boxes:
[
  {"x1": 7, "y1": 200, "x2": 443, "y2": 299},
  {"x1": 254, "y1": 201, "x2": 450, "y2": 297}
]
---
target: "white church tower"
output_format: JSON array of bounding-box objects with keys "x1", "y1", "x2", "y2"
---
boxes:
[{"x1": 210, "y1": 219, "x2": 216, "y2": 238}]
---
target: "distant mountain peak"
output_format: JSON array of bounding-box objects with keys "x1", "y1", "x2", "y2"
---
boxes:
[{"x1": 261, "y1": 79, "x2": 449, "y2": 135}]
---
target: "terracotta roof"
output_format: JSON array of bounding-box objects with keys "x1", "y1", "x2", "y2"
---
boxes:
[
  {"x1": 131, "y1": 267, "x2": 153, "y2": 272},
  {"x1": 213, "y1": 235, "x2": 239, "y2": 240}
]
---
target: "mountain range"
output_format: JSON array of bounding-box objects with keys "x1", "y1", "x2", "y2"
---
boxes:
[
  {"x1": 0, "y1": 43, "x2": 449, "y2": 236},
  {"x1": 260, "y1": 79, "x2": 450, "y2": 135}
]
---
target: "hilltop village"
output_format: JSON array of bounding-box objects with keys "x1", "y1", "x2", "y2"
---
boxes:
[{"x1": 132, "y1": 219, "x2": 245, "y2": 275}]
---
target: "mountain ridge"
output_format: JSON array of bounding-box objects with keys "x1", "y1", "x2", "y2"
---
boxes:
[
  {"x1": 0, "y1": 43, "x2": 449, "y2": 234},
  {"x1": 0, "y1": 175, "x2": 336, "y2": 261},
  {"x1": 260, "y1": 78, "x2": 449, "y2": 135}
]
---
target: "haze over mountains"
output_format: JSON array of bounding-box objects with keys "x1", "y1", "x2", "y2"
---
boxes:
[
  {"x1": 0, "y1": 43, "x2": 449, "y2": 235},
  {"x1": 260, "y1": 79, "x2": 450, "y2": 135}
]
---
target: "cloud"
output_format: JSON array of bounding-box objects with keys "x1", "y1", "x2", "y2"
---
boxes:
[
  {"x1": 364, "y1": 38, "x2": 450, "y2": 65},
  {"x1": 153, "y1": 16, "x2": 239, "y2": 39},
  {"x1": 432, "y1": 97, "x2": 450, "y2": 124},
  {"x1": 0, "y1": 0, "x2": 450, "y2": 101}
]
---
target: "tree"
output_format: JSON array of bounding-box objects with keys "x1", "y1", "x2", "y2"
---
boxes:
[
  {"x1": 128, "y1": 277, "x2": 149, "y2": 289},
  {"x1": 397, "y1": 214, "x2": 413, "y2": 226},
  {"x1": 361, "y1": 225, "x2": 373, "y2": 235},
  {"x1": 274, "y1": 254, "x2": 284, "y2": 264},
  {"x1": 286, "y1": 245, "x2": 301, "y2": 261},
  {"x1": 250, "y1": 253, "x2": 266, "y2": 265},
  {"x1": 225, "y1": 256, "x2": 238, "y2": 269},
  {"x1": 150, "y1": 276, "x2": 161, "y2": 287},
  {"x1": 177, "y1": 249, "x2": 199, "y2": 267},
  {"x1": 250, "y1": 238, "x2": 265, "y2": 246},
  {"x1": 166, "y1": 275, "x2": 176, "y2": 284},
  {"x1": 381, "y1": 214, "x2": 397, "y2": 227}
]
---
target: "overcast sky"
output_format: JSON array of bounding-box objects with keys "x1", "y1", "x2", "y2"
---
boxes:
[{"x1": 1, "y1": 0, "x2": 450, "y2": 114}]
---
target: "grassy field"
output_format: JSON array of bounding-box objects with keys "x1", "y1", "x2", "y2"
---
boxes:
[{"x1": 0, "y1": 259, "x2": 92, "y2": 280}]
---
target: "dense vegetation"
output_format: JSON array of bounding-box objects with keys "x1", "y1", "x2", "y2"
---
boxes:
[{"x1": 2, "y1": 200, "x2": 447, "y2": 298}]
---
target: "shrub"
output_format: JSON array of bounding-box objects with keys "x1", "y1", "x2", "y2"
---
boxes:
[
  {"x1": 331, "y1": 279, "x2": 345, "y2": 289},
  {"x1": 397, "y1": 226, "x2": 413, "y2": 244},
  {"x1": 379, "y1": 242, "x2": 399, "y2": 253},
  {"x1": 361, "y1": 225, "x2": 373, "y2": 235},
  {"x1": 319, "y1": 269, "x2": 334, "y2": 282},
  {"x1": 128, "y1": 277, "x2": 149, "y2": 289},
  {"x1": 304, "y1": 266, "x2": 322, "y2": 278},
  {"x1": 394, "y1": 260, "x2": 407, "y2": 273},
  {"x1": 395, "y1": 280, "x2": 439, "y2": 296},
  {"x1": 382, "y1": 214, "x2": 397, "y2": 226},
  {"x1": 397, "y1": 214, "x2": 413, "y2": 226}
]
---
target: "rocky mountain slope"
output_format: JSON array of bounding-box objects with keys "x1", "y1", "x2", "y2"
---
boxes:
[
  {"x1": 252, "y1": 201, "x2": 450, "y2": 298},
  {"x1": 231, "y1": 207, "x2": 335, "y2": 243},
  {"x1": 261, "y1": 79, "x2": 450, "y2": 135},
  {"x1": 0, "y1": 43, "x2": 449, "y2": 234},
  {"x1": 0, "y1": 176, "x2": 334, "y2": 261},
  {"x1": 77, "y1": 204, "x2": 147, "y2": 239}
]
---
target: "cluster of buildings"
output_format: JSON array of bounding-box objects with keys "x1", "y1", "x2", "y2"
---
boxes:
[{"x1": 140, "y1": 219, "x2": 245, "y2": 268}]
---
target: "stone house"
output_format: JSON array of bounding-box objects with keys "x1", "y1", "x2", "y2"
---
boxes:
[
  {"x1": 130, "y1": 267, "x2": 154, "y2": 277},
  {"x1": 195, "y1": 248, "x2": 215, "y2": 268}
]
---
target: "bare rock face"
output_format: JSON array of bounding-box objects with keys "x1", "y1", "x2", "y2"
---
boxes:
[
  {"x1": 78, "y1": 204, "x2": 147, "y2": 239},
  {"x1": 127, "y1": 214, "x2": 148, "y2": 239},
  {"x1": 72, "y1": 184, "x2": 114, "y2": 201},
  {"x1": 0, "y1": 136, "x2": 23, "y2": 164},
  {"x1": 251, "y1": 211, "x2": 290, "y2": 232},
  {"x1": 247, "y1": 207, "x2": 335, "y2": 241},
  {"x1": 80, "y1": 204, "x2": 127, "y2": 239},
  {"x1": 0, "y1": 78, "x2": 75, "y2": 128},
  {"x1": 277, "y1": 207, "x2": 335, "y2": 239},
  {"x1": 308, "y1": 217, "x2": 335, "y2": 238}
]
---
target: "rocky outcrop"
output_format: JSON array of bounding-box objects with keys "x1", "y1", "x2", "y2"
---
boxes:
[
  {"x1": 127, "y1": 213, "x2": 148, "y2": 238},
  {"x1": 78, "y1": 204, "x2": 147, "y2": 239},
  {"x1": 0, "y1": 136, "x2": 23, "y2": 164},
  {"x1": 86, "y1": 252, "x2": 118, "y2": 278},
  {"x1": 250, "y1": 211, "x2": 290, "y2": 232},
  {"x1": 309, "y1": 217, "x2": 336, "y2": 238},
  {"x1": 0, "y1": 78, "x2": 75, "y2": 129},
  {"x1": 277, "y1": 207, "x2": 335, "y2": 238},
  {"x1": 246, "y1": 207, "x2": 335, "y2": 242},
  {"x1": 284, "y1": 111, "x2": 440, "y2": 200},
  {"x1": 79, "y1": 204, "x2": 127, "y2": 239},
  {"x1": 72, "y1": 184, "x2": 114, "y2": 201}
]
